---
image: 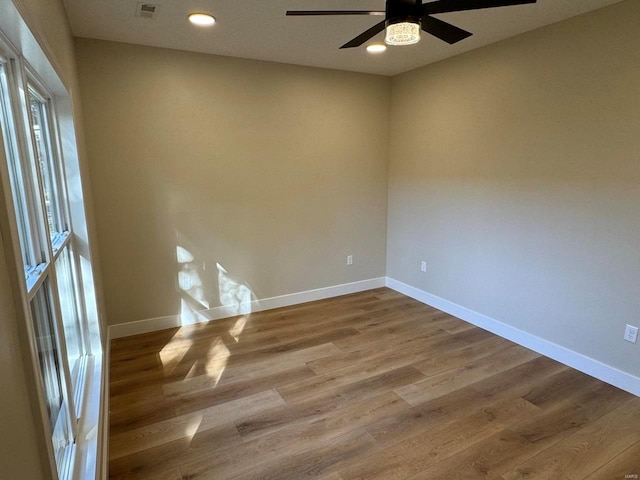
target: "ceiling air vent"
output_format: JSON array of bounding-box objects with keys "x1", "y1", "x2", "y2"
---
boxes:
[{"x1": 136, "y1": 2, "x2": 159, "y2": 19}]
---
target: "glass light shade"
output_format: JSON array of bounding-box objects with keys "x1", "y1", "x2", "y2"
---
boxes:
[
  {"x1": 385, "y1": 21, "x2": 420, "y2": 45},
  {"x1": 188, "y1": 13, "x2": 216, "y2": 26}
]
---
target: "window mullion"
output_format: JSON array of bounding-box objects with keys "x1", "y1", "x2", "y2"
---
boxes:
[
  {"x1": 51, "y1": 230, "x2": 71, "y2": 260},
  {"x1": 49, "y1": 97, "x2": 92, "y2": 358},
  {"x1": 5, "y1": 57, "x2": 40, "y2": 267},
  {"x1": 25, "y1": 261, "x2": 49, "y2": 298},
  {"x1": 30, "y1": 278, "x2": 77, "y2": 480},
  {"x1": 20, "y1": 280, "x2": 61, "y2": 479},
  {"x1": 47, "y1": 255, "x2": 80, "y2": 440},
  {"x1": 35, "y1": 94, "x2": 65, "y2": 236},
  {"x1": 69, "y1": 236, "x2": 91, "y2": 357},
  {"x1": 44, "y1": 99, "x2": 68, "y2": 232},
  {"x1": 14, "y1": 57, "x2": 49, "y2": 265}
]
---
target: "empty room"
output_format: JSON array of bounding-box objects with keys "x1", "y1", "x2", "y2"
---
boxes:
[{"x1": 0, "y1": 0, "x2": 639, "y2": 479}]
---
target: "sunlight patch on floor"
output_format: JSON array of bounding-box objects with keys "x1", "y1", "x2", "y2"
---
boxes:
[
  {"x1": 184, "y1": 414, "x2": 203, "y2": 442},
  {"x1": 159, "y1": 334, "x2": 193, "y2": 374},
  {"x1": 205, "y1": 338, "x2": 231, "y2": 387},
  {"x1": 229, "y1": 316, "x2": 248, "y2": 343}
]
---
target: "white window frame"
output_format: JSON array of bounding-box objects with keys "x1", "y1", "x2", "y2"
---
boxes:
[
  {"x1": 1, "y1": 48, "x2": 78, "y2": 480},
  {"x1": 0, "y1": 20, "x2": 103, "y2": 480}
]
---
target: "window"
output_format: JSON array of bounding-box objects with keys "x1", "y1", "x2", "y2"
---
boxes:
[
  {"x1": 30, "y1": 281, "x2": 75, "y2": 477},
  {"x1": 0, "y1": 39, "x2": 98, "y2": 480},
  {"x1": 28, "y1": 87, "x2": 67, "y2": 249},
  {"x1": 55, "y1": 246, "x2": 85, "y2": 403},
  {"x1": 0, "y1": 59, "x2": 39, "y2": 278}
]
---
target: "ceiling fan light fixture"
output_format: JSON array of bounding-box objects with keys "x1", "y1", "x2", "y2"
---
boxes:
[
  {"x1": 366, "y1": 43, "x2": 387, "y2": 53},
  {"x1": 188, "y1": 13, "x2": 216, "y2": 26},
  {"x1": 385, "y1": 19, "x2": 420, "y2": 46}
]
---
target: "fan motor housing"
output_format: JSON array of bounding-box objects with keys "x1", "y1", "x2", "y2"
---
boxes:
[
  {"x1": 386, "y1": 0, "x2": 421, "y2": 20},
  {"x1": 386, "y1": 16, "x2": 421, "y2": 27}
]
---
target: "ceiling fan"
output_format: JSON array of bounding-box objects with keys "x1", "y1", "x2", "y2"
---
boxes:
[{"x1": 286, "y1": 0, "x2": 537, "y2": 49}]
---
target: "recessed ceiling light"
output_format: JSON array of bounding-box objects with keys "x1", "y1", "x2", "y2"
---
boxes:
[
  {"x1": 366, "y1": 44, "x2": 387, "y2": 53},
  {"x1": 188, "y1": 13, "x2": 216, "y2": 26}
]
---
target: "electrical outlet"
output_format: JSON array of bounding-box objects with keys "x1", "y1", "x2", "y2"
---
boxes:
[
  {"x1": 624, "y1": 324, "x2": 638, "y2": 344},
  {"x1": 420, "y1": 261, "x2": 427, "y2": 272},
  {"x1": 346, "y1": 255, "x2": 353, "y2": 266}
]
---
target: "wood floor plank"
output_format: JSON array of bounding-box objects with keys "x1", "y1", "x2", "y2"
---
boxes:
[
  {"x1": 109, "y1": 424, "x2": 242, "y2": 480},
  {"x1": 583, "y1": 440, "x2": 640, "y2": 480},
  {"x1": 277, "y1": 363, "x2": 425, "y2": 404},
  {"x1": 180, "y1": 403, "x2": 387, "y2": 480},
  {"x1": 395, "y1": 344, "x2": 541, "y2": 406},
  {"x1": 432, "y1": 315, "x2": 479, "y2": 334},
  {"x1": 307, "y1": 327, "x2": 451, "y2": 375},
  {"x1": 460, "y1": 356, "x2": 568, "y2": 404},
  {"x1": 237, "y1": 366, "x2": 423, "y2": 441},
  {"x1": 172, "y1": 364, "x2": 317, "y2": 416},
  {"x1": 511, "y1": 380, "x2": 630, "y2": 449},
  {"x1": 405, "y1": 429, "x2": 537, "y2": 480},
  {"x1": 318, "y1": 328, "x2": 502, "y2": 382},
  {"x1": 237, "y1": 390, "x2": 409, "y2": 444},
  {"x1": 339, "y1": 407, "x2": 505, "y2": 480},
  {"x1": 109, "y1": 383, "x2": 164, "y2": 410},
  {"x1": 502, "y1": 397, "x2": 640, "y2": 480},
  {"x1": 109, "y1": 288, "x2": 638, "y2": 480},
  {"x1": 109, "y1": 332, "x2": 283, "y2": 395},
  {"x1": 110, "y1": 358, "x2": 317, "y2": 435},
  {"x1": 245, "y1": 327, "x2": 360, "y2": 359},
  {"x1": 235, "y1": 430, "x2": 378, "y2": 480},
  {"x1": 411, "y1": 334, "x2": 511, "y2": 377},
  {"x1": 329, "y1": 318, "x2": 446, "y2": 353},
  {"x1": 278, "y1": 341, "x2": 443, "y2": 404},
  {"x1": 109, "y1": 396, "x2": 178, "y2": 436},
  {"x1": 521, "y1": 367, "x2": 600, "y2": 408},
  {"x1": 317, "y1": 473, "x2": 344, "y2": 480},
  {"x1": 162, "y1": 342, "x2": 340, "y2": 397},
  {"x1": 367, "y1": 395, "x2": 540, "y2": 452},
  {"x1": 109, "y1": 389, "x2": 284, "y2": 460},
  {"x1": 110, "y1": 328, "x2": 179, "y2": 354}
]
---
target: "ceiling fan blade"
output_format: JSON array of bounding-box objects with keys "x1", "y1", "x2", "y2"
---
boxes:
[
  {"x1": 340, "y1": 21, "x2": 386, "y2": 49},
  {"x1": 286, "y1": 10, "x2": 385, "y2": 16},
  {"x1": 421, "y1": 15, "x2": 472, "y2": 44},
  {"x1": 423, "y1": 0, "x2": 536, "y2": 15}
]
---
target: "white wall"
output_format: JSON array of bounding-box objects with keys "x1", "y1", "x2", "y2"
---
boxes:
[
  {"x1": 75, "y1": 39, "x2": 390, "y2": 326},
  {"x1": 387, "y1": 0, "x2": 640, "y2": 378}
]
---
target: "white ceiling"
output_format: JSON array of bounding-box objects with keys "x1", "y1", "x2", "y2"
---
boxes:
[{"x1": 63, "y1": 0, "x2": 623, "y2": 76}]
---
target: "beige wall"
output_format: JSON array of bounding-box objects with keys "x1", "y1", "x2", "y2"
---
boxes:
[
  {"x1": 387, "y1": 0, "x2": 640, "y2": 377},
  {"x1": 75, "y1": 39, "x2": 390, "y2": 326}
]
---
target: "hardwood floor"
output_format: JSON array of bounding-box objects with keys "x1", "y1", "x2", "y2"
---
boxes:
[{"x1": 109, "y1": 288, "x2": 640, "y2": 480}]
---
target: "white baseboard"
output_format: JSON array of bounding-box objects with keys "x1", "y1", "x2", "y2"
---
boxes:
[
  {"x1": 108, "y1": 277, "x2": 386, "y2": 339},
  {"x1": 385, "y1": 277, "x2": 640, "y2": 397}
]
